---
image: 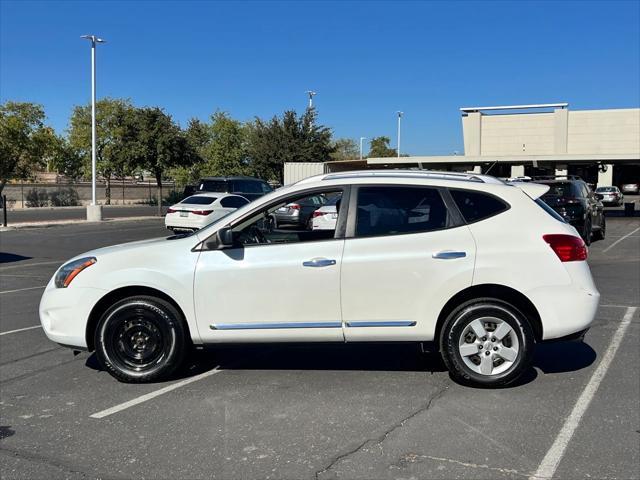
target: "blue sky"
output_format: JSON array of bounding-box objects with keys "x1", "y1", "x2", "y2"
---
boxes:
[{"x1": 1, "y1": 0, "x2": 639, "y2": 155}]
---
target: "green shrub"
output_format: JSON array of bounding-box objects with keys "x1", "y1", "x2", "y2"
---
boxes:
[
  {"x1": 49, "y1": 188, "x2": 80, "y2": 207},
  {"x1": 25, "y1": 188, "x2": 49, "y2": 207}
]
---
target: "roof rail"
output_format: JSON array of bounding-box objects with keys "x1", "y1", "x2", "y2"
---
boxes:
[
  {"x1": 320, "y1": 169, "x2": 491, "y2": 184},
  {"x1": 530, "y1": 175, "x2": 583, "y2": 181}
]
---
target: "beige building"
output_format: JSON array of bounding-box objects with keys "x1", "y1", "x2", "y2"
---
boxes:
[{"x1": 320, "y1": 104, "x2": 640, "y2": 187}]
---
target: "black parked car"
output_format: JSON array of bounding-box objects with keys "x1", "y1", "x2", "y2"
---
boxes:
[
  {"x1": 535, "y1": 176, "x2": 605, "y2": 245},
  {"x1": 197, "y1": 176, "x2": 273, "y2": 202}
]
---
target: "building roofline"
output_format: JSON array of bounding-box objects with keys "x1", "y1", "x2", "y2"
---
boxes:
[{"x1": 460, "y1": 103, "x2": 568, "y2": 112}]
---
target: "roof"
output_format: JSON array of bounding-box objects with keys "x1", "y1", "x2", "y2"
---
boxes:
[
  {"x1": 200, "y1": 176, "x2": 266, "y2": 181},
  {"x1": 296, "y1": 169, "x2": 506, "y2": 186}
]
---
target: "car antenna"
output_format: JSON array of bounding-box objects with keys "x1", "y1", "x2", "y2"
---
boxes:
[{"x1": 483, "y1": 161, "x2": 498, "y2": 175}]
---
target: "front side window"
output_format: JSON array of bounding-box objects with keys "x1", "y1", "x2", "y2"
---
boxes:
[
  {"x1": 355, "y1": 186, "x2": 449, "y2": 238},
  {"x1": 230, "y1": 190, "x2": 343, "y2": 246},
  {"x1": 450, "y1": 189, "x2": 508, "y2": 223}
]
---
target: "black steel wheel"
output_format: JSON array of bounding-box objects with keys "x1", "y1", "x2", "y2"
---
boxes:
[{"x1": 95, "y1": 296, "x2": 187, "y2": 383}]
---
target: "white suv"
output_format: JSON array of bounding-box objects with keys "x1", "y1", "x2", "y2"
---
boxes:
[{"x1": 39, "y1": 170, "x2": 599, "y2": 387}]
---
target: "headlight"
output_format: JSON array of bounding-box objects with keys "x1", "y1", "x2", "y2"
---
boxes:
[{"x1": 55, "y1": 257, "x2": 97, "y2": 288}]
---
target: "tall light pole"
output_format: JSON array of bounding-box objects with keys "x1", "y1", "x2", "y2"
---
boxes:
[
  {"x1": 396, "y1": 111, "x2": 403, "y2": 159},
  {"x1": 306, "y1": 90, "x2": 316, "y2": 108},
  {"x1": 81, "y1": 34, "x2": 105, "y2": 221},
  {"x1": 359, "y1": 137, "x2": 366, "y2": 160}
]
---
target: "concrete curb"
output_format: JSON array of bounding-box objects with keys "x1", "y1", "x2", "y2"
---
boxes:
[{"x1": 0, "y1": 216, "x2": 162, "y2": 232}]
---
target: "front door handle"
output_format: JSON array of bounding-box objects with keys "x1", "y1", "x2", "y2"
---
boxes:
[
  {"x1": 303, "y1": 258, "x2": 337, "y2": 267},
  {"x1": 432, "y1": 250, "x2": 466, "y2": 259}
]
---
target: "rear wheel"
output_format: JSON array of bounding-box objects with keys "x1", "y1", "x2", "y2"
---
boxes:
[
  {"x1": 94, "y1": 296, "x2": 187, "y2": 383},
  {"x1": 440, "y1": 298, "x2": 535, "y2": 387}
]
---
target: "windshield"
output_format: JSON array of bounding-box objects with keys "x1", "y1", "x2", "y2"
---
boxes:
[{"x1": 181, "y1": 196, "x2": 216, "y2": 205}]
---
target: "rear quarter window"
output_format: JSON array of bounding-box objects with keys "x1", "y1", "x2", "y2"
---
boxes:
[{"x1": 450, "y1": 189, "x2": 509, "y2": 223}]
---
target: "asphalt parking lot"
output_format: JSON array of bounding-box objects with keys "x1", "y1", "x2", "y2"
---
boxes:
[{"x1": 0, "y1": 218, "x2": 638, "y2": 479}]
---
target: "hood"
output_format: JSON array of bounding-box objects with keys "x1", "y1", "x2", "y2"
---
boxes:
[{"x1": 69, "y1": 235, "x2": 192, "y2": 262}]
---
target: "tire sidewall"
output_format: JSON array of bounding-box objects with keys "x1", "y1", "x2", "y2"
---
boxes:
[
  {"x1": 440, "y1": 299, "x2": 534, "y2": 387},
  {"x1": 95, "y1": 297, "x2": 185, "y2": 382}
]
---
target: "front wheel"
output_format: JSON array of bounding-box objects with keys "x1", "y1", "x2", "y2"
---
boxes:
[
  {"x1": 440, "y1": 299, "x2": 535, "y2": 387},
  {"x1": 95, "y1": 296, "x2": 187, "y2": 383},
  {"x1": 593, "y1": 216, "x2": 606, "y2": 241}
]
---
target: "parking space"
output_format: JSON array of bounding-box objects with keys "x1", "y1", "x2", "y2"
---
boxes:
[{"x1": 0, "y1": 218, "x2": 638, "y2": 479}]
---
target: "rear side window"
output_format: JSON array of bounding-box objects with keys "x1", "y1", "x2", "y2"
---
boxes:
[
  {"x1": 450, "y1": 189, "x2": 508, "y2": 223},
  {"x1": 220, "y1": 196, "x2": 249, "y2": 208},
  {"x1": 182, "y1": 196, "x2": 216, "y2": 205},
  {"x1": 355, "y1": 186, "x2": 449, "y2": 238},
  {"x1": 233, "y1": 180, "x2": 263, "y2": 194}
]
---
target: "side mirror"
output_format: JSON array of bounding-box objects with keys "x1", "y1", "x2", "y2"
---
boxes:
[{"x1": 216, "y1": 227, "x2": 235, "y2": 249}]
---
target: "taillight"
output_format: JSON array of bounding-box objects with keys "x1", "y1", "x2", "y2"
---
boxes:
[
  {"x1": 167, "y1": 208, "x2": 176, "y2": 214},
  {"x1": 312, "y1": 211, "x2": 327, "y2": 218},
  {"x1": 543, "y1": 234, "x2": 587, "y2": 262},
  {"x1": 192, "y1": 210, "x2": 214, "y2": 216},
  {"x1": 288, "y1": 203, "x2": 301, "y2": 211}
]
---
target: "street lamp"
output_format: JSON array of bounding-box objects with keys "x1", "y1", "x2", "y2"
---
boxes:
[
  {"x1": 396, "y1": 111, "x2": 403, "y2": 159},
  {"x1": 81, "y1": 34, "x2": 105, "y2": 221},
  {"x1": 306, "y1": 90, "x2": 316, "y2": 108},
  {"x1": 359, "y1": 137, "x2": 367, "y2": 161}
]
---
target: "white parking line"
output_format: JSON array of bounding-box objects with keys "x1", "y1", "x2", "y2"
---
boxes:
[
  {"x1": 530, "y1": 306, "x2": 637, "y2": 480},
  {"x1": 0, "y1": 285, "x2": 46, "y2": 295},
  {"x1": 0, "y1": 325, "x2": 42, "y2": 336},
  {"x1": 603, "y1": 227, "x2": 640, "y2": 253},
  {"x1": 89, "y1": 366, "x2": 223, "y2": 419}
]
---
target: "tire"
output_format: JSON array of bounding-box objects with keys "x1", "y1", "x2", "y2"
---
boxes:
[
  {"x1": 582, "y1": 218, "x2": 592, "y2": 246},
  {"x1": 439, "y1": 298, "x2": 535, "y2": 387},
  {"x1": 593, "y1": 216, "x2": 606, "y2": 241},
  {"x1": 94, "y1": 296, "x2": 187, "y2": 383}
]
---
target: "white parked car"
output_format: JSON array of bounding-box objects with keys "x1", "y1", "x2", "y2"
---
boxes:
[
  {"x1": 165, "y1": 193, "x2": 249, "y2": 232},
  {"x1": 40, "y1": 170, "x2": 599, "y2": 387},
  {"x1": 311, "y1": 195, "x2": 341, "y2": 230}
]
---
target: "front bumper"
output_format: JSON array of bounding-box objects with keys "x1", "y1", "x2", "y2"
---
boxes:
[{"x1": 39, "y1": 283, "x2": 108, "y2": 350}]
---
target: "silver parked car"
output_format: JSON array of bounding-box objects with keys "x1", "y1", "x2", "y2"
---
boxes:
[{"x1": 595, "y1": 186, "x2": 623, "y2": 206}]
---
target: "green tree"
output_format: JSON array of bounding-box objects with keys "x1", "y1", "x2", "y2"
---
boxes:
[
  {"x1": 246, "y1": 108, "x2": 334, "y2": 183},
  {"x1": 0, "y1": 101, "x2": 59, "y2": 194},
  {"x1": 368, "y1": 136, "x2": 397, "y2": 158},
  {"x1": 200, "y1": 111, "x2": 247, "y2": 177},
  {"x1": 67, "y1": 98, "x2": 136, "y2": 204},
  {"x1": 168, "y1": 118, "x2": 211, "y2": 188},
  {"x1": 129, "y1": 107, "x2": 191, "y2": 215},
  {"x1": 330, "y1": 138, "x2": 360, "y2": 161}
]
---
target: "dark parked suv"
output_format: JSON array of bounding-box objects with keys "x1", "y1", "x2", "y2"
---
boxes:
[
  {"x1": 197, "y1": 176, "x2": 272, "y2": 202},
  {"x1": 535, "y1": 176, "x2": 605, "y2": 245}
]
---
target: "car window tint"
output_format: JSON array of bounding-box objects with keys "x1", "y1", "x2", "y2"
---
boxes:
[
  {"x1": 232, "y1": 190, "x2": 343, "y2": 246},
  {"x1": 220, "y1": 196, "x2": 249, "y2": 208},
  {"x1": 450, "y1": 189, "x2": 508, "y2": 223},
  {"x1": 260, "y1": 182, "x2": 273, "y2": 194},
  {"x1": 541, "y1": 182, "x2": 573, "y2": 198},
  {"x1": 182, "y1": 196, "x2": 216, "y2": 205},
  {"x1": 199, "y1": 180, "x2": 229, "y2": 192},
  {"x1": 355, "y1": 186, "x2": 448, "y2": 238},
  {"x1": 233, "y1": 180, "x2": 263, "y2": 194}
]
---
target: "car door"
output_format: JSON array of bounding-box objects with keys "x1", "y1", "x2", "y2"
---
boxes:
[
  {"x1": 340, "y1": 185, "x2": 476, "y2": 342},
  {"x1": 193, "y1": 187, "x2": 349, "y2": 342}
]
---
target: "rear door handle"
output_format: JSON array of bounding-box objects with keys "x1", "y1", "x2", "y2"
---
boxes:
[
  {"x1": 432, "y1": 251, "x2": 466, "y2": 259},
  {"x1": 303, "y1": 258, "x2": 337, "y2": 267}
]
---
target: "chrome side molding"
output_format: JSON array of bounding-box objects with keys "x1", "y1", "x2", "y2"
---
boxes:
[
  {"x1": 211, "y1": 321, "x2": 342, "y2": 330},
  {"x1": 345, "y1": 321, "x2": 416, "y2": 327}
]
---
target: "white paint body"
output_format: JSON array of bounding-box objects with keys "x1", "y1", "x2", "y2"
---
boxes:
[{"x1": 40, "y1": 171, "x2": 600, "y2": 350}]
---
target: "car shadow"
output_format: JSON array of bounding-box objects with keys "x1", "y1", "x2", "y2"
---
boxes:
[
  {"x1": 0, "y1": 253, "x2": 32, "y2": 264},
  {"x1": 85, "y1": 340, "x2": 597, "y2": 388}
]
